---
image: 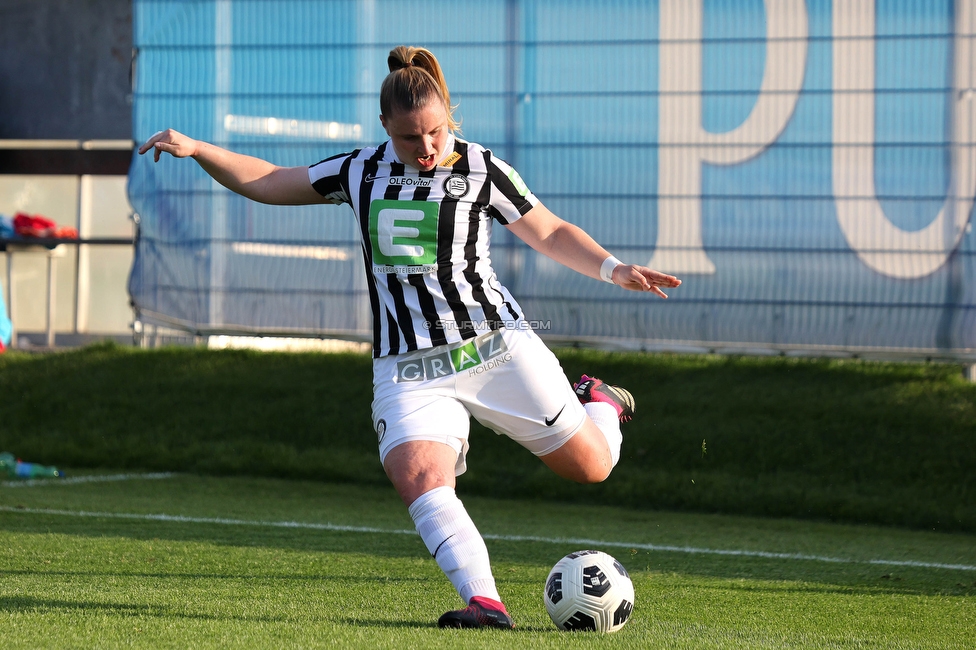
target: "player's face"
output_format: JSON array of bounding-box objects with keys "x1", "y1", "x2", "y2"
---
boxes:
[{"x1": 380, "y1": 101, "x2": 450, "y2": 172}]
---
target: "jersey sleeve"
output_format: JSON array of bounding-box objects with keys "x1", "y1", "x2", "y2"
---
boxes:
[
  {"x1": 484, "y1": 151, "x2": 539, "y2": 225},
  {"x1": 308, "y1": 152, "x2": 353, "y2": 204}
]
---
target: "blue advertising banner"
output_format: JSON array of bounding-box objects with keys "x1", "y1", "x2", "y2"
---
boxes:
[{"x1": 128, "y1": 0, "x2": 976, "y2": 358}]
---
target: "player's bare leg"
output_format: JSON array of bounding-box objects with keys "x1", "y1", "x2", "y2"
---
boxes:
[
  {"x1": 383, "y1": 440, "x2": 456, "y2": 506},
  {"x1": 540, "y1": 375, "x2": 635, "y2": 483},
  {"x1": 538, "y1": 419, "x2": 614, "y2": 483}
]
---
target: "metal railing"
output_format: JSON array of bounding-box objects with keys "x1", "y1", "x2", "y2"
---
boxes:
[
  {"x1": 1, "y1": 238, "x2": 134, "y2": 348},
  {"x1": 1, "y1": 139, "x2": 135, "y2": 349}
]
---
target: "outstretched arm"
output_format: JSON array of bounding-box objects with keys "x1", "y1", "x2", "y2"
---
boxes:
[
  {"x1": 505, "y1": 203, "x2": 681, "y2": 298},
  {"x1": 137, "y1": 129, "x2": 328, "y2": 206}
]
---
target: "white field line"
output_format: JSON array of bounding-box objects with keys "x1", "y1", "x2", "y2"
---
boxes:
[
  {"x1": 0, "y1": 505, "x2": 973, "y2": 573},
  {"x1": 1, "y1": 473, "x2": 175, "y2": 488}
]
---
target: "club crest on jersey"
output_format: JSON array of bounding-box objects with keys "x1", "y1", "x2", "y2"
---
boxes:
[{"x1": 443, "y1": 174, "x2": 469, "y2": 199}]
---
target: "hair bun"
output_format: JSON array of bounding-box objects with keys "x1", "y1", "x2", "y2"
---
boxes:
[{"x1": 387, "y1": 55, "x2": 413, "y2": 72}]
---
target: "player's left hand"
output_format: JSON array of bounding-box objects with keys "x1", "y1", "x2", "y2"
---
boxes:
[{"x1": 611, "y1": 265, "x2": 681, "y2": 298}]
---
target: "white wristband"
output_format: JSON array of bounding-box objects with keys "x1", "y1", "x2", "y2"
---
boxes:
[{"x1": 600, "y1": 255, "x2": 623, "y2": 284}]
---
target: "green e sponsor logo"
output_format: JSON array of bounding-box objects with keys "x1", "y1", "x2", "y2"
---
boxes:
[{"x1": 369, "y1": 199, "x2": 439, "y2": 273}]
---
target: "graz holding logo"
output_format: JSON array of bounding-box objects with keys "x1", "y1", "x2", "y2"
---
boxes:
[{"x1": 396, "y1": 330, "x2": 510, "y2": 382}]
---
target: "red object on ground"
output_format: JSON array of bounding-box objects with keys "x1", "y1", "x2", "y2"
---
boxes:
[
  {"x1": 14, "y1": 212, "x2": 56, "y2": 237},
  {"x1": 12, "y1": 212, "x2": 75, "y2": 239}
]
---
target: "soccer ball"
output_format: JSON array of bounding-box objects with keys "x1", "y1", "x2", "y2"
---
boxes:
[{"x1": 544, "y1": 549, "x2": 635, "y2": 633}]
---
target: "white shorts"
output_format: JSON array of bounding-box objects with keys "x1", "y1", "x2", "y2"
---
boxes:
[{"x1": 371, "y1": 325, "x2": 587, "y2": 476}]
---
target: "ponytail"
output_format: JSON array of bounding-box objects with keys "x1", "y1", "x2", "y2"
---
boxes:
[{"x1": 380, "y1": 46, "x2": 461, "y2": 133}]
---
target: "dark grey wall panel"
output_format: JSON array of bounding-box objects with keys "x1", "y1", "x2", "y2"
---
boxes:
[{"x1": 0, "y1": 0, "x2": 132, "y2": 139}]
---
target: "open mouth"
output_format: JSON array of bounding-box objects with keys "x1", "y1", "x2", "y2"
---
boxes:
[{"x1": 418, "y1": 154, "x2": 436, "y2": 167}]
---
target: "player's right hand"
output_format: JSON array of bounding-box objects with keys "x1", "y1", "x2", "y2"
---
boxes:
[{"x1": 137, "y1": 129, "x2": 200, "y2": 163}]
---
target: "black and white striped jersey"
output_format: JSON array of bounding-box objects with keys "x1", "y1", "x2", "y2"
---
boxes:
[{"x1": 308, "y1": 134, "x2": 539, "y2": 358}]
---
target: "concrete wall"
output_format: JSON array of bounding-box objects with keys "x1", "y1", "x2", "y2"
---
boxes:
[{"x1": 0, "y1": 0, "x2": 132, "y2": 139}]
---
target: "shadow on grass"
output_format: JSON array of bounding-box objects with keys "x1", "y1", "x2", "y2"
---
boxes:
[
  {"x1": 0, "y1": 511, "x2": 427, "y2": 560},
  {"x1": 0, "y1": 595, "x2": 290, "y2": 623},
  {"x1": 337, "y1": 617, "x2": 437, "y2": 629},
  {"x1": 688, "y1": 577, "x2": 976, "y2": 598},
  {"x1": 0, "y1": 568, "x2": 434, "y2": 585},
  {"x1": 334, "y1": 617, "x2": 555, "y2": 632}
]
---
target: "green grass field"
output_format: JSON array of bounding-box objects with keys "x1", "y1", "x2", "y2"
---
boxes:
[
  {"x1": 1, "y1": 472, "x2": 974, "y2": 649},
  {"x1": 1, "y1": 343, "x2": 974, "y2": 531},
  {"x1": 1, "y1": 344, "x2": 974, "y2": 647}
]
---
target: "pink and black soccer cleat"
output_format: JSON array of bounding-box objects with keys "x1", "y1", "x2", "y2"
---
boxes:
[
  {"x1": 573, "y1": 374, "x2": 636, "y2": 422},
  {"x1": 438, "y1": 596, "x2": 515, "y2": 629}
]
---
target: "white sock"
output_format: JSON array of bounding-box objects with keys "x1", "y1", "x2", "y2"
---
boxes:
[
  {"x1": 585, "y1": 401, "x2": 622, "y2": 467},
  {"x1": 407, "y1": 486, "x2": 501, "y2": 604}
]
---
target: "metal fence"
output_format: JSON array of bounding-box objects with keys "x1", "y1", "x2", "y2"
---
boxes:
[{"x1": 127, "y1": 0, "x2": 976, "y2": 360}]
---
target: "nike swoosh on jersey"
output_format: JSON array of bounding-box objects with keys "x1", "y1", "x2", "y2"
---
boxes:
[{"x1": 545, "y1": 405, "x2": 567, "y2": 427}]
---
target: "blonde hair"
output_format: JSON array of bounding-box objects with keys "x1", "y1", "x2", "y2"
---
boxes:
[{"x1": 380, "y1": 46, "x2": 461, "y2": 133}]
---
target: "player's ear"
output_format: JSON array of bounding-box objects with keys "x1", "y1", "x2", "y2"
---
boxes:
[{"x1": 379, "y1": 114, "x2": 389, "y2": 134}]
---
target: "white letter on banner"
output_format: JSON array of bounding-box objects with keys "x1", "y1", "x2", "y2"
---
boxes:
[
  {"x1": 833, "y1": 0, "x2": 976, "y2": 279},
  {"x1": 652, "y1": 0, "x2": 808, "y2": 274}
]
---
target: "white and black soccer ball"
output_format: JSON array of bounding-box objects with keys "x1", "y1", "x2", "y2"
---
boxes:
[{"x1": 544, "y1": 549, "x2": 635, "y2": 633}]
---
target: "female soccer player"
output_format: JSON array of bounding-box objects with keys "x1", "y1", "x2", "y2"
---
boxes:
[{"x1": 139, "y1": 45, "x2": 680, "y2": 629}]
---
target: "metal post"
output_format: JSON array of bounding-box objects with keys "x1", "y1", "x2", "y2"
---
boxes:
[
  {"x1": 75, "y1": 174, "x2": 93, "y2": 334},
  {"x1": 209, "y1": 0, "x2": 232, "y2": 331},
  {"x1": 5, "y1": 251, "x2": 14, "y2": 348},
  {"x1": 504, "y1": 0, "x2": 520, "y2": 167},
  {"x1": 46, "y1": 250, "x2": 56, "y2": 348}
]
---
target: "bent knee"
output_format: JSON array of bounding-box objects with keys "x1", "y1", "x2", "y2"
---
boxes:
[
  {"x1": 573, "y1": 462, "x2": 612, "y2": 484},
  {"x1": 540, "y1": 426, "x2": 614, "y2": 484},
  {"x1": 543, "y1": 449, "x2": 613, "y2": 484},
  {"x1": 383, "y1": 441, "x2": 458, "y2": 506}
]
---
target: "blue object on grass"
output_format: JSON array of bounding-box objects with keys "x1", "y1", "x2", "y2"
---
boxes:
[{"x1": 0, "y1": 283, "x2": 10, "y2": 348}]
